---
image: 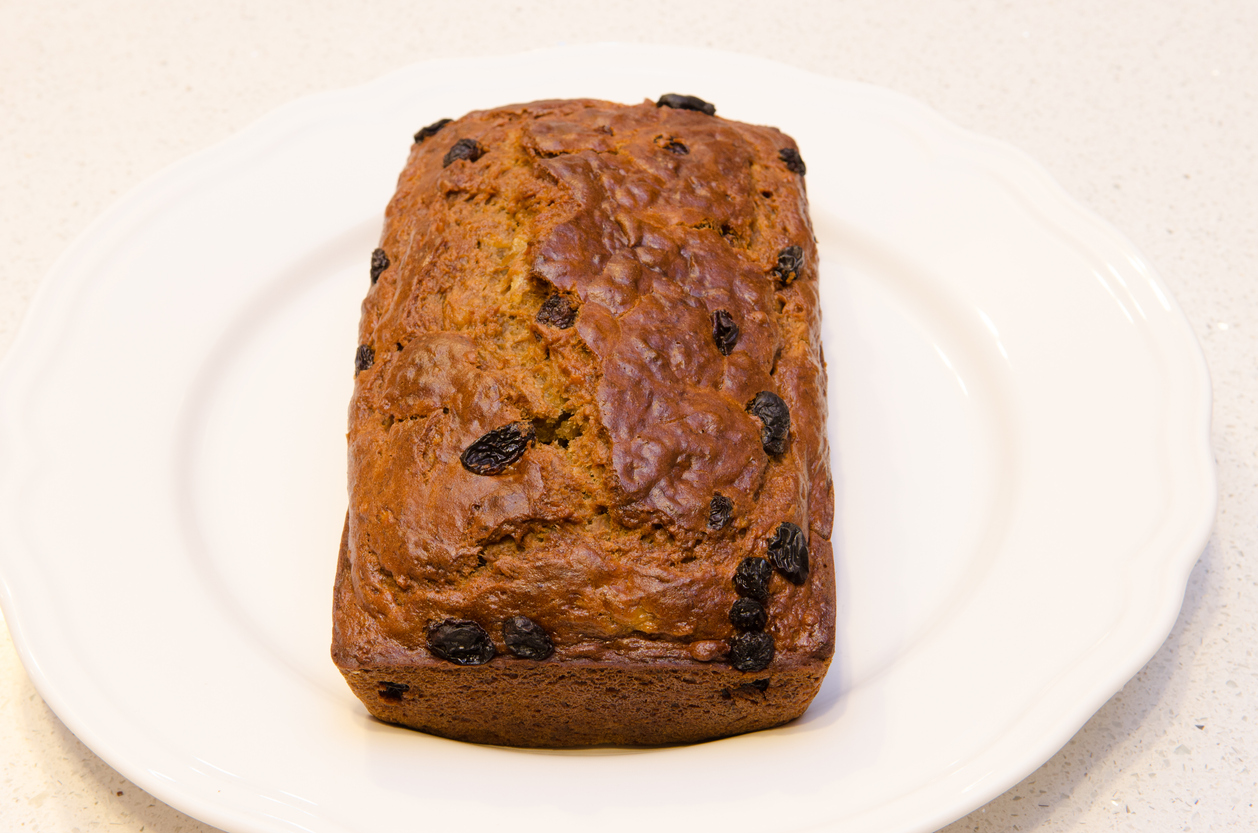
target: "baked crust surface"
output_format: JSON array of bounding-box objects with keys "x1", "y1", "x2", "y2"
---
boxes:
[{"x1": 331, "y1": 98, "x2": 834, "y2": 746}]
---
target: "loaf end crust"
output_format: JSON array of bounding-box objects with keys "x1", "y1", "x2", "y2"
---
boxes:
[{"x1": 334, "y1": 520, "x2": 831, "y2": 746}]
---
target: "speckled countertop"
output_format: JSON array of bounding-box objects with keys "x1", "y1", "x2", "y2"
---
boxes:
[{"x1": 1, "y1": 2, "x2": 1254, "y2": 831}]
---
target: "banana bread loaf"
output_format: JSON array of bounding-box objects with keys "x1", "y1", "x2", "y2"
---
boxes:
[{"x1": 331, "y1": 95, "x2": 835, "y2": 746}]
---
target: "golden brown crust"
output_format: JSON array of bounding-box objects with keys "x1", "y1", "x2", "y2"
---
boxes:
[{"x1": 332, "y1": 98, "x2": 834, "y2": 746}]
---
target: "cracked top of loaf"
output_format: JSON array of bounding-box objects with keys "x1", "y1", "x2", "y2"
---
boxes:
[{"x1": 333, "y1": 98, "x2": 834, "y2": 670}]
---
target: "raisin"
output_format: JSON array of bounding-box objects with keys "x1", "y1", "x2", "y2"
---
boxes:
[
  {"x1": 443, "y1": 138, "x2": 485, "y2": 167},
  {"x1": 711, "y1": 309, "x2": 740, "y2": 355},
  {"x1": 656, "y1": 94, "x2": 716, "y2": 116},
  {"x1": 413, "y1": 118, "x2": 452, "y2": 143},
  {"x1": 749, "y1": 678, "x2": 770, "y2": 692},
  {"x1": 355, "y1": 344, "x2": 375, "y2": 373},
  {"x1": 502, "y1": 615, "x2": 554, "y2": 660},
  {"x1": 370, "y1": 248, "x2": 389, "y2": 284},
  {"x1": 708, "y1": 493, "x2": 733, "y2": 530},
  {"x1": 536, "y1": 293, "x2": 578, "y2": 329},
  {"x1": 729, "y1": 631, "x2": 775, "y2": 672},
  {"x1": 378, "y1": 681, "x2": 409, "y2": 702},
  {"x1": 747, "y1": 391, "x2": 790, "y2": 455},
  {"x1": 427, "y1": 619, "x2": 495, "y2": 665},
  {"x1": 779, "y1": 147, "x2": 807, "y2": 175},
  {"x1": 733, "y1": 557, "x2": 773, "y2": 601},
  {"x1": 767, "y1": 521, "x2": 809, "y2": 585},
  {"x1": 771, "y1": 245, "x2": 804, "y2": 286},
  {"x1": 729, "y1": 598, "x2": 768, "y2": 632},
  {"x1": 460, "y1": 421, "x2": 536, "y2": 475},
  {"x1": 654, "y1": 135, "x2": 691, "y2": 155}
]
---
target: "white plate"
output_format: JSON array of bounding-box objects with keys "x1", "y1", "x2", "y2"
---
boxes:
[{"x1": 0, "y1": 44, "x2": 1214, "y2": 833}]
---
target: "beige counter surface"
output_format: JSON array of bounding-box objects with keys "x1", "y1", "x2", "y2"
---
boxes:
[{"x1": 2, "y1": 2, "x2": 1255, "y2": 831}]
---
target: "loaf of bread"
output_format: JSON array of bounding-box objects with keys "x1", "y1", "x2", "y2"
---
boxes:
[{"x1": 330, "y1": 95, "x2": 835, "y2": 747}]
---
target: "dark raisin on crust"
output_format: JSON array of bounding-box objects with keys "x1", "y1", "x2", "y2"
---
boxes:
[
  {"x1": 536, "y1": 293, "x2": 578, "y2": 329},
  {"x1": 771, "y1": 245, "x2": 804, "y2": 286},
  {"x1": 729, "y1": 631, "x2": 775, "y2": 672},
  {"x1": 427, "y1": 619, "x2": 496, "y2": 665},
  {"x1": 733, "y1": 557, "x2": 773, "y2": 602},
  {"x1": 729, "y1": 598, "x2": 768, "y2": 632},
  {"x1": 443, "y1": 138, "x2": 485, "y2": 167},
  {"x1": 711, "y1": 309, "x2": 740, "y2": 355},
  {"x1": 767, "y1": 521, "x2": 810, "y2": 585},
  {"x1": 653, "y1": 135, "x2": 691, "y2": 155},
  {"x1": 750, "y1": 678, "x2": 770, "y2": 692},
  {"x1": 460, "y1": 421, "x2": 536, "y2": 475},
  {"x1": 779, "y1": 147, "x2": 807, "y2": 175},
  {"x1": 502, "y1": 615, "x2": 554, "y2": 660},
  {"x1": 656, "y1": 93, "x2": 716, "y2": 116},
  {"x1": 378, "y1": 681, "x2": 409, "y2": 702},
  {"x1": 413, "y1": 118, "x2": 452, "y2": 144},
  {"x1": 748, "y1": 391, "x2": 791, "y2": 455},
  {"x1": 708, "y1": 493, "x2": 733, "y2": 530},
  {"x1": 370, "y1": 248, "x2": 390, "y2": 284},
  {"x1": 355, "y1": 344, "x2": 375, "y2": 373}
]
